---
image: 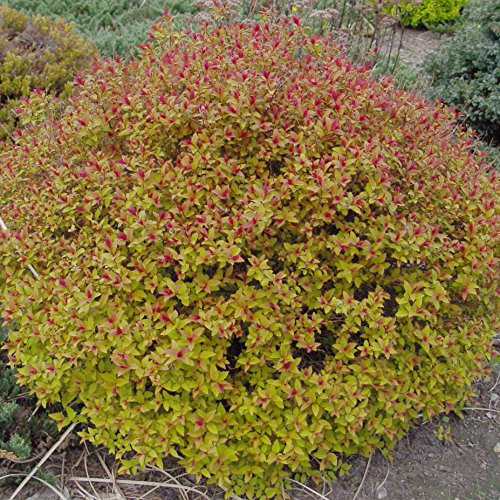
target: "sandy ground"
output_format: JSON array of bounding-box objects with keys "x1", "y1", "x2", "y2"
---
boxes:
[{"x1": 378, "y1": 28, "x2": 444, "y2": 68}]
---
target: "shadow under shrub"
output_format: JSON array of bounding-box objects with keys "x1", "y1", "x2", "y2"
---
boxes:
[
  {"x1": 0, "y1": 4, "x2": 97, "y2": 141},
  {"x1": 0, "y1": 16, "x2": 498, "y2": 498}
]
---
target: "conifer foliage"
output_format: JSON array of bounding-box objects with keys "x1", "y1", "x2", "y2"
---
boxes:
[
  {"x1": 0, "y1": 16, "x2": 498, "y2": 498},
  {"x1": 4, "y1": 0, "x2": 194, "y2": 56}
]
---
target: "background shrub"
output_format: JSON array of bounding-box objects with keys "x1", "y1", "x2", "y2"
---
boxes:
[
  {"x1": 4, "y1": 0, "x2": 195, "y2": 56},
  {"x1": 396, "y1": 0, "x2": 467, "y2": 27},
  {"x1": 0, "y1": 17, "x2": 498, "y2": 498},
  {"x1": 0, "y1": 4, "x2": 96, "y2": 140},
  {"x1": 424, "y1": 0, "x2": 500, "y2": 145}
]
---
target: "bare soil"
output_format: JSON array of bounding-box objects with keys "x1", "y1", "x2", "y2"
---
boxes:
[
  {"x1": 377, "y1": 27, "x2": 444, "y2": 67},
  {"x1": 327, "y1": 387, "x2": 500, "y2": 500}
]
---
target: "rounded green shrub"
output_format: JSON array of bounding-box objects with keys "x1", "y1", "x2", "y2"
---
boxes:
[
  {"x1": 0, "y1": 16, "x2": 498, "y2": 498},
  {"x1": 0, "y1": 4, "x2": 97, "y2": 140},
  {"x1": 394, "y1": 0, "x2": 467, "y2": 27},
  {"x1": 425, "y1": 0, "x2": 500, "y2": 144}
]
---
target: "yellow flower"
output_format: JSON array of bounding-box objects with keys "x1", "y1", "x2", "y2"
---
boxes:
[{"x1": 292, "y1": 6, "x2": 297, "y2": 12}]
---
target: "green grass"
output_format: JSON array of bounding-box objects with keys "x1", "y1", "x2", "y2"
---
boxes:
[{"x1": 3, "y1": 0, "x2": 195, "y2": 57}]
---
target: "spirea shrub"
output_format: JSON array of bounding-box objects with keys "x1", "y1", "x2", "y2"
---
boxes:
[
  {"x1": 0, "y1": 323, "x2": 30, "y2": 461},
  {"x1": 0, "y1": 324, "x2": 56, "y2": 463},
  {"x1": 394, "y1": 0, "x2": 467, "y2": 27},
  {"x1": 0, "y1": 16, "x2": 498, "y2": 498},
  {"x1": 0, "y1": 5, "x2": 96, "y2": 140}
]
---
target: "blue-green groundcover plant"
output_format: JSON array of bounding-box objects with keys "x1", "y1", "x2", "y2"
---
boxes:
[{"x1": 3, "y1": 0, "x2": 194, "y2": 56}]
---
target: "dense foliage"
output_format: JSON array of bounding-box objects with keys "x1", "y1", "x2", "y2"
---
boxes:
[
  {"x1": 0, "y1": 5, "x2": 96, "y2": 140},
  {"x1": 0, "y1": 324, "x2": 29, "y2": 461},
  {"x1": 4, "y1": 0, "x2": 194, "y2": 56},
  {"x1": 396, "y1": 0, "x2": 467, "y2": 27},
  {"x1": 0, "y1": 324, "x2": 56, "y2": 463},
  {"x1": 425, "y1": 0, "x2": 500, "y2": 145},
  {"x1": 0, "y1": 17, "x2": 498, "y2": 498},
  {"x1": 0, "y1": 5, "x2": 93, "y2": 461}
]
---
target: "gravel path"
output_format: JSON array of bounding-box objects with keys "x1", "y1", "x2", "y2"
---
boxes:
[{"x1": 377, "y1": 27, "x2": 444, "y2": 68}]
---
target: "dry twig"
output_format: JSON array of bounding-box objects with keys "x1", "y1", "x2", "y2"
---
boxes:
[
  {"x1": 7, "y1": 422, "x2": 77, "y2": 500},
  {"x1": 376, "y1": 457, "x2": 391, "y2": 496},
  {"x1": 96, "y1": 451, "x2": 127, "y2": 500},
  {"x1": 352, "y1": 453, "x2": 372, "y2": 500},
  {"x1": 462, "y1": 407, "x2": 500, "y2": 413},
  {"x1": 148, "y1": 467, "x2": 189, "y2": 500},
  {"x1": 0, "y1": 473, "x2": 68, "y2": 500},
  {"x1": 0, "y1": 215, "x2": 40, "y2": 279},
  {"x1": 283, "y1": 477, "x2": 330, "y2": 499},
  {"x1": 69, "y1": 476, "x2": 212, "y2": 498},
  {"x1": 83, "y1": 443, "x2": 101, "y2": 500}
]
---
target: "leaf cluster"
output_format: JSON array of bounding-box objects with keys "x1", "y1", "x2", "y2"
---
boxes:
[
  {"x1": 0, "y1": 323, "x2": 29, "y2": 460},
  {"x1": 395, "y1": 0, "x2": 467, "y2": 28},
  {"x1": 0, "y1": 18, "x2": 498, "y2": 498},
  {"x1": 0, "y1": 323, "x2": 56, "y2": 462},
  {"x1": 0, "y1": 4, "x2": 97, "y2": 141}
]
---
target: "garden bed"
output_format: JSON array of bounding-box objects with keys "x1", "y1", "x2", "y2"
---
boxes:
[{"x1": 1, "y1": 368, "x2": 498, "y2": 499}]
